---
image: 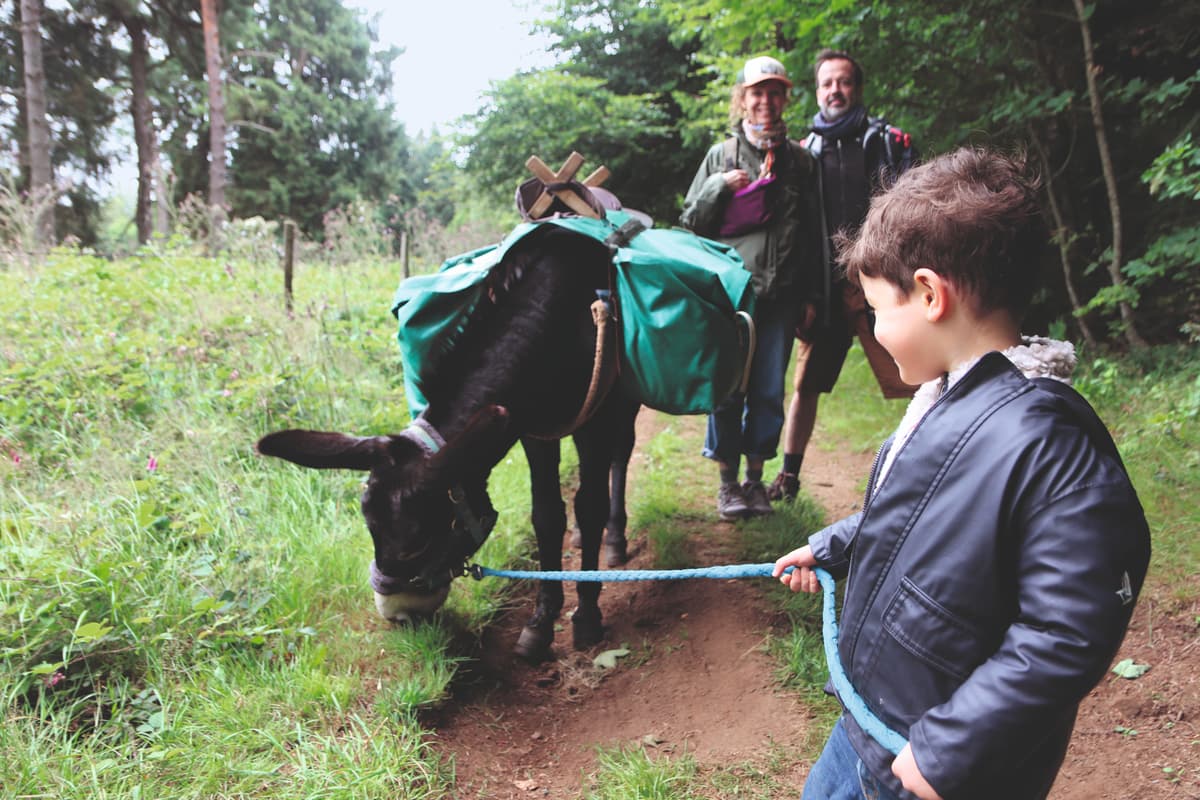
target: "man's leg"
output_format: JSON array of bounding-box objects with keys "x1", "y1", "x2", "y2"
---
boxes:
[
  {"x1": 782, "y1": 390, "x2": 820, "y2": 459},
  {"x1": 770, "y1": 293, "x2": 853, "y2": 501}
]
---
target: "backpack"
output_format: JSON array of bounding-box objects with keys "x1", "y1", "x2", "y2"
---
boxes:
[{"x1": 802, "y1": 117, "x2": 916, "y2": 181}]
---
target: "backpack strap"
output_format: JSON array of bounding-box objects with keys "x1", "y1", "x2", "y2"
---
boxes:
[
  {"x1": 863, "y1": 116, "x2": 916, "y2": 177},
  {"x1": 723, "y1": 136, "x2": 739, "y2": 170},
  {"x1": 802, "y1": 131, "x2": 822, "y2": 158}
]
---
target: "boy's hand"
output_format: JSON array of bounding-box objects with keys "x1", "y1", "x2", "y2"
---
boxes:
[
  {"x1": 772, "y1": 545, "x2": 820, "y2": 593},
  {"x1": 892, "y1": 744, "x2": 943, "y2": 800}
]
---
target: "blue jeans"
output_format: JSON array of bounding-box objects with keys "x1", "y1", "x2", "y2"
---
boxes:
[
  {"x1": 803, "y1": 718, "x2": 907, "y2": 800},
  {"x1": 703, "y1": 295, "x2": 794, "y2": 465}
]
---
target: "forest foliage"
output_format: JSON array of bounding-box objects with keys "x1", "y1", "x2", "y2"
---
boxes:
[{"x1": 1, "y1": 0, "x2": 1197, "y2": 347}]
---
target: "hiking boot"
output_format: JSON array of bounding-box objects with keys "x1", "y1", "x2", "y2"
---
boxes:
[
  {"x1": 766, "y1": 471, "x2": 799, "y2": 503},
  {"x1": 742, "y1": 480, "x2": 774, "y2": 517},
  {"x1": 717, "y1": 482, "x2": 751, "y2": 521}
]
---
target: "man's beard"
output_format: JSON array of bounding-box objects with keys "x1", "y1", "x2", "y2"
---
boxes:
[{"x1": 820, "y1": 95, "x2": 852, "y2": 121}]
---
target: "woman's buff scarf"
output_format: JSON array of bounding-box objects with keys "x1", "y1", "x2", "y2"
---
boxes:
[
  {"x1": 741, "y1": 118, "x2": 787, "y2": 177},
  {"x1": 742, "y1": 117, "x2": 788, "y2": 149}
]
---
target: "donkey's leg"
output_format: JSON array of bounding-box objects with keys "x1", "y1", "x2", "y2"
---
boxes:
[
  {"x1": 514, "y1": 436, "x2": 567, "y2": 662},
  {"x1": 603, "y1": 398, "x2": 640, "y2": 566},
  {"x1": 570, "y1": 416, "x2": 618, "y2": 650}
]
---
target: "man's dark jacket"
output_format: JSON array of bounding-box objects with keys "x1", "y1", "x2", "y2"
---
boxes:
[
  {"x1": 804, "y1": 110, "x2": 915, "y2": 320},
  {"x1": 808, "y1": 353, "x2": 1151, "y2": 799}
]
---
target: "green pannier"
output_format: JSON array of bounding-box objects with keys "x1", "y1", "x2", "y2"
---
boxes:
[{"x1": 391, "y1": 211, "x2": 755, "y2": 417}]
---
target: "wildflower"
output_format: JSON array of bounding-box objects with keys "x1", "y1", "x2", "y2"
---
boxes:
[{"x1": 147, "y1": 455, "x2": 158, "y2": 472}]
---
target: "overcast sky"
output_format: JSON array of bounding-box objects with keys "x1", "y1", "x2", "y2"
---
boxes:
[{"x1": 347, "y1": 0, "x2": 557, "y2": 136}]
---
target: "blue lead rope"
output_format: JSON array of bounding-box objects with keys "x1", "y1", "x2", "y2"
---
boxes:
[{"x1": 469, "y1": 562, "x2": 908, "y2": 755}]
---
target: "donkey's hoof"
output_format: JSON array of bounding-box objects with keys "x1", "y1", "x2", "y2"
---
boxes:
[
  {"x1": 514, "y1": 625, "x2": 554, "y2": 663},
  {"x1": 604, "y1": 536, "x2": 628, "y2": 567},
  {"x1": 571, "y1": 607, "x2": 605, "y2": 650}
]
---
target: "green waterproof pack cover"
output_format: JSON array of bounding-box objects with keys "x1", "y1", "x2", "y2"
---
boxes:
[{"x1": 391, "y1": 211, "x2": 755, "y2": 417}]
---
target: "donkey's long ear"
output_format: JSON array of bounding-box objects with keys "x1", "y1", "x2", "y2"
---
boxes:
[{"x1": 257, "y1": 430, "x2": 395, "y2": 471}]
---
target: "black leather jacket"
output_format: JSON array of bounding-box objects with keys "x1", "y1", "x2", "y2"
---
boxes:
[{"x1": 809, "y1": 353, "x2": 1151, "y2": 799}]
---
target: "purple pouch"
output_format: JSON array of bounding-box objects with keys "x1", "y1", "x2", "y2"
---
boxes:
[{"x1": 719, "y1": 173, "x2": 775, "y2": 237}]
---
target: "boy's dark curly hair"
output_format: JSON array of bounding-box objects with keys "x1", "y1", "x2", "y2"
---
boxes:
[{"x1": 838, "y1": 147, "x2": 1045, "y2": 317}]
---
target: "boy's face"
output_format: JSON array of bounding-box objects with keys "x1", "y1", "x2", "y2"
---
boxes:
[{"x1": 860, "y1": 273, "x2": 942, "y2": 386}]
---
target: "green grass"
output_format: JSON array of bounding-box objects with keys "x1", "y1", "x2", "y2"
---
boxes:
[
  {"x1": 0, "y1": 247, "x2": 527, "y2": 797},
  {"x1": 626, "y1": 420, "x2": 709, "y2": 570},
  {"x1": 582, "y1": 744, "x2": 699, "y2": 799},
  {"x1": 1073, "y1": 345, "x2": 1200, "y2": 600}
]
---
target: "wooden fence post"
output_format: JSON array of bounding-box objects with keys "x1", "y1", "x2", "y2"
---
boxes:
[
  {"x1": 400, "y1": 230, "x2": 410, "y2": 279},
  {"x1": 283, "y1": 220, "x2": 295, "y2": 312}
]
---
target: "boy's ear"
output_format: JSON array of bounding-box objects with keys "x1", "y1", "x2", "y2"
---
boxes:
[{"x1": 913, "y1": 267, "x2": 951, "y2": 322}]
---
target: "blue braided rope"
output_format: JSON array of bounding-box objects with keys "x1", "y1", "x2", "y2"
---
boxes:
[
  {"x1": 471, "y1": 562, "x2": 907, "y2": 755},
  {"x1": 473, "y1": 562, "x2": 774, "y2": 582}
]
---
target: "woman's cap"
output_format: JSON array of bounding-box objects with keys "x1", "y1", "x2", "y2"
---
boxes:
[{"x1": 738, "y1": 56, "x2": 792, "y2": 89}]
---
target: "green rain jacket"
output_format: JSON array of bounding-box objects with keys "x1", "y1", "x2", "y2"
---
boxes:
[{"x1": 679, "y1": 129, "x2": 821, "y2": 305}]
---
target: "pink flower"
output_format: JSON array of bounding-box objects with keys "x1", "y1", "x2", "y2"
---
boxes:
[
  {"x1": 146, "y1": 455, "x2": 158, "y2": 472},
  {"x1": 11, "y1": 452, "x2": 19, "y2": 465}
]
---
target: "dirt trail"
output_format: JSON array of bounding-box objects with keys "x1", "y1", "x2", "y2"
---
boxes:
[{"x1": 428, "y1": 409, "x2": 1200, "y2": 799}]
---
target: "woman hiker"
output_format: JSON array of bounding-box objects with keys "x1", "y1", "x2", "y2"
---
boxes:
[{"x1": 680, "y1": 55, "x2": 821, "y2": 521}]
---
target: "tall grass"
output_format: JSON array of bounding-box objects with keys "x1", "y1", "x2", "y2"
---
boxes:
[{"x1": 0, "y1": 247, "x2": 528, "y2": 796}]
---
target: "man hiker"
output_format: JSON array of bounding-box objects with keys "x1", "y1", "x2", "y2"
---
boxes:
[{"x1": 769, "y1": 48, "x2": 918, "y2": 503}]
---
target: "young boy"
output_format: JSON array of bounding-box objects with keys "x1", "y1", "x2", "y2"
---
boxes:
[{"x1": 773, "y1": 148, "x2": 1151, "y2": 800}]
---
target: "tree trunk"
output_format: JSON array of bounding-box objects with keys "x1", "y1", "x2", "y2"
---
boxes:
[
  {"x1": 151, "y1": 138, "x2": 170, "y2": 238},
  {"x1": 19, "y1": 0, "x2": 55, "y2": 248},
  {"x1": 1028, "y1": 125, "x2": 1098, "y2": 349},
  {"x1": 1070, "y1": 0, "x2": 1146, "y2": 349},
  {"x1": 129, "y1": 14, "x2": 154, "y2": 244},
  {"x1": 201, "y1": 0, "x2": 228, "y2": 250}
]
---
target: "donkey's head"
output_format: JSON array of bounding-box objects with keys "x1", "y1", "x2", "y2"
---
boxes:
[{"x1": 256, "y1": 406, "x2": 508, "y2": 623}]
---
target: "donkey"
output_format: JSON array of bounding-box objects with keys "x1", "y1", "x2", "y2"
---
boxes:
[{"x1": 258, "y1": 226, "x2": 640, "y2": 661}]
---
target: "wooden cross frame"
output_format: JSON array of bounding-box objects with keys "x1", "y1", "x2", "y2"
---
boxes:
[{"x1": 524, "y1": 151, "x2": 611, "y2": 219}]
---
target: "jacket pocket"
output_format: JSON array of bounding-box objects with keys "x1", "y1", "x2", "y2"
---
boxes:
[{"x1": 881, "y1": 577, "x2": 988, "y2": 683}]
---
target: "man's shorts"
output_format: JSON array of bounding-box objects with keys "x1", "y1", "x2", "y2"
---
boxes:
[{"x1": 793, "y1": 282, "x2": 917, "y2": 400}]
